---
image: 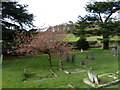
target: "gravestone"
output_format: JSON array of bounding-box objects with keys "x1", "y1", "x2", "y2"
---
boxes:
[
  {"x1": 58, "y1": 60, "x2": 63, "y2": 70},
  {"x1": 80, "y1": 60, "x2": 85, "y2": 65},
  {"x1": 84, "y1": 71, "x2": 120, "y2": 88},
  {"x1": 71, "y1": 54, "x2": 75, "y2": 63},
  {"x1": 66, "y1": 53, "x2": 70, "y2": 62},
  {"x1": 85, "y1": 53, "x2": 89, "y2": 60},
  {"x1": 118, "y1": 47, "x2": 120, "y2": 55},
  {"x1": 90, "y1": 50, "x2": 95, "y2": 60},
  {"x1": 63, "y1": 53, "x2": 68, "y2": 61},
  {"x1": 81, "y1": 49, "x2": 83, "y2": 52},
  {"x1": 87, "y1": 71, "x2": 99, "y2": 84},
  {"x1": 111, "y1": 48, "x2": 116, "y2": 56},
  {"x1": 0, "y1": 55, "x2": 2, "y2": 65}
]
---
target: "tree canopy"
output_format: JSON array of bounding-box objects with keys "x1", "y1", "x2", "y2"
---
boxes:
[
  {"x1": 2, "y1": 2, "x2": 34, "y2": 29},
  {"x1": 73, "y1": 1, "x2": 120, "y2": 49},
  {"x1": 86, "y1": 1, "x2": 120, "y2": 22},
  {"x1": 1, "y1": 2, "x2": 35, "y2": 55}
]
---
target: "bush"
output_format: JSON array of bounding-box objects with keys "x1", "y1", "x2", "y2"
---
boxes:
[{"x1": 76, "y1": 38, "x2": 89, "y2": 50}]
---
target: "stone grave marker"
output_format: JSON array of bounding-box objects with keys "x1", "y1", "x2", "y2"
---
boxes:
[
  {"x1": 80, "y1": 60, "x2": 85, "y2": 65},
  {"x1": 90, "y1": 50, "x2": 95, "y2": 60},
  {"x1": 71, "y1": 54, "x2": 75, "y2": 63},
  {"x1": 84, "y1": 71, "x2": 120, "y2": 88},
  {"x1": 66, "y1": 53, "x2": 70, "y2": 62},
  {"x1": 63, "y1": 53, "x2": 67, "y2": 61},
  {"x1": 111, "y1": 48, "x2": 116, "y2": 56},
  {"x1": 85, "y1": 53, "x2": 89, "y2": 60},
  {"x1": 0, "y1": 55, "x2": 2, "y2": 65},
  {"x1": 118, "y1": 47, "x2": 120, "y2": 55},
  {"x1": 81, "y1": 49, "x2": 83, "y2": 52},
  {"x1": 58, "y1": 60, "x2": 63, "y2": 70},
  {"x1": 87, "y1": 71, "x2": 99, "y2": 84}
]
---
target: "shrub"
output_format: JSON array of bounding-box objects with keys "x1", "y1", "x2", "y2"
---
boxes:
[{"x1": 76, "y1": 38, "x2": 89, "y2": 50}]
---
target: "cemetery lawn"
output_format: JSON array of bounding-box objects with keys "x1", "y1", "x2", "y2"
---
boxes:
[
  {"x1": 68, "y1": 34, "x2": 119, "y2": 42},
  {"x1": 2, "y1": 49, "x2": 119, "y2": 88}
]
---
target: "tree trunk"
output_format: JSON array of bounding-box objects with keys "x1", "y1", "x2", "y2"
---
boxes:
[
  {"x1": 103, "y1": 36, "x2": 109, "y2": 49},
  {"x1": 48, "y1": 53, "x2": 52, "y2": 69}
]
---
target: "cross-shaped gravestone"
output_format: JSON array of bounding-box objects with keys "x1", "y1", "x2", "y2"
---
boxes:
[
  {"x1": 85, "y1": 53, "x2": 89, "y2": 60},
  {"x1": 71, "y1": 54, "x2": 75, "y2": 63},
  {"x1": 111, "y1": 48, "x2": 116, "y2": 56},
  {"x1": 90, "y1": 50, "x2": 95, "y2": 60}
]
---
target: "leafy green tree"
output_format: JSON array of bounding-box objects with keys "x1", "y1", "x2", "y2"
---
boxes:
[{"x1": 85, "y1": 1, "x2": 120, "y2": 49}]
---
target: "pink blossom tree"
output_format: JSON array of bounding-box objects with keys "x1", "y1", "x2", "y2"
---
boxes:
[{"x1": 9, "y1": 29, "x2": 71, "y2": 69}]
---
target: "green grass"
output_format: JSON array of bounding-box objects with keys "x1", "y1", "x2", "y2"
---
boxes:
[
  {"x1": 68, "y1": 34, "x2": 79, "y2": 42},
  {"x1": 0, "y1": 68, "x2": 2, "y2": 89},
  {"x1": 99, "y1": 74, "x2": 118, "y2": 84},
  {"x1": 68, "y1": 34, "x2": 119, "y2": 42},
  {"x1": 2, "y1": 49, "x2": 119, "y2": 88}
]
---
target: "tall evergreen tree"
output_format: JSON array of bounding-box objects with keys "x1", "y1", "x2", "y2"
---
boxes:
[
  {"x1": 85, "y1": 1, "x2": 120, "y2": 49},
  {"x1": 2, "y1": 2, "x2": 34, "y2": 29},
  {"x1": 1, "y1": 2, "x2": 34, "y2": 55}
]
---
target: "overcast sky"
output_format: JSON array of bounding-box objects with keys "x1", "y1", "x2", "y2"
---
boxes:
[{"x1": 18, "y1": 0, "x2": 113, "y2": 28}]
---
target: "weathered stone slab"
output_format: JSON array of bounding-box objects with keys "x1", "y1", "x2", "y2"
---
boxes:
[
  {"x1": 87, "y1": 71, "x2": 99, "y2": 84},
  {"x1": 83, "y1": 72, "x2": 120, "y2": 88}
]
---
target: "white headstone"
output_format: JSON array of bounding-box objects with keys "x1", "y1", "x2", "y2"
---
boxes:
[{"x1": 81, "y1": 49, "x2": 83, "y2": 52}]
